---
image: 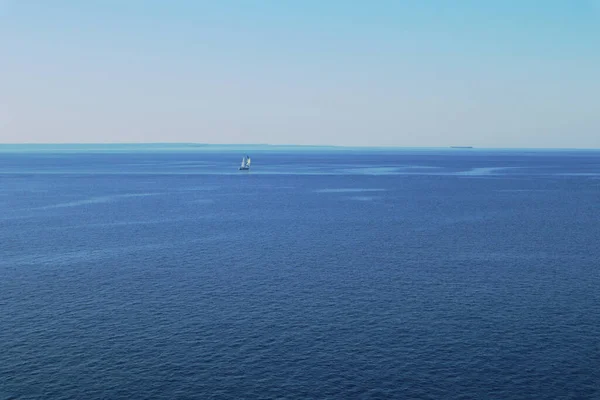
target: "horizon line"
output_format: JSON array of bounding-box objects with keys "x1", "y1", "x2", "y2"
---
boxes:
[{"x1": 1, "y1": 142, "x2": 600, "y2": 151}]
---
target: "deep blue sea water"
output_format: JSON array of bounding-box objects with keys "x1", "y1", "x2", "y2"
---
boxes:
[{"x1": 1, "y1": 146, "x2": 600, "y2": 399}]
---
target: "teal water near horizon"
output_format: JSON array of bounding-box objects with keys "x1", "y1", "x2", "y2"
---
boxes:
[
  {"x1": 2, "y1": 143, "x2": 600, "y2": 153},
  {"x1": 1, "y1": 147, "x2": 599, "y2": 399}
]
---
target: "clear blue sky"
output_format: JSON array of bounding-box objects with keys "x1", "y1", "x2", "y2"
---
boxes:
[{"x1": 1, "y1": 0, "x2": 599, "y2": 147}]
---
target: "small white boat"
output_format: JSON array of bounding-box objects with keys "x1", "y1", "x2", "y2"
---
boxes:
[{"x1": 239, "y1": 155, "x2": 251, "y2": 170}]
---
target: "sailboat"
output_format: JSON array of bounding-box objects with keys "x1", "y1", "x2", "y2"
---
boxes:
[{"x1": 239, "y1": 155, "x2": 251, "y2": 170}]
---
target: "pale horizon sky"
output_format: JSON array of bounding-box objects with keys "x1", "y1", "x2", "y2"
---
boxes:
[{"x1": 1, "y1": 1, "x2": 599, "y2": 148}]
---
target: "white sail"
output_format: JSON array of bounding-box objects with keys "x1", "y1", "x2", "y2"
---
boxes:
[{"x1": 239, "y1": 155, "x2": 251, "y2": 169}]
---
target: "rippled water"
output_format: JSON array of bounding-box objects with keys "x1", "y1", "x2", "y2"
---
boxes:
[{"x1": 1, "y1": 146, "x2": 599, "y2": 399}]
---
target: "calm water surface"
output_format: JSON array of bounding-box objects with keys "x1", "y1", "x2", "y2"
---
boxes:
[{"x1": 1, "y1": 147, "x2": 599, "y2": 399}]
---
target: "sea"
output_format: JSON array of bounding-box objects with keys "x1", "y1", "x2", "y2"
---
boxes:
[{"x1": 1, "y1": 144, "x2": 599, "y2": 399}]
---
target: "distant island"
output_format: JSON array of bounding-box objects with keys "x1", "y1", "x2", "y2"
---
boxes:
[{"x1": 450, "y1": 146, "x2": 474, "y2": 149}]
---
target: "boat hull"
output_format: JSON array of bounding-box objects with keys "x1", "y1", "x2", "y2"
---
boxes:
[{"x1": 239, "y1": 167, "x2": 250, "y2": 171}]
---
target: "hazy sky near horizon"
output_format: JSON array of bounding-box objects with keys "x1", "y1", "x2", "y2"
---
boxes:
[{"x1": 1, "y1": 1, "x2": 599, "y2": 147}]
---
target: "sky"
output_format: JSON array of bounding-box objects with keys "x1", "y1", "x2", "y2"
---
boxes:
[{"x1": 1, "y1": 1, "x2": 599, "y2": 147}]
